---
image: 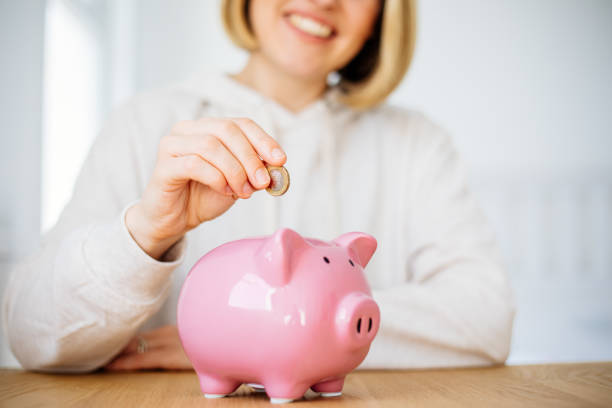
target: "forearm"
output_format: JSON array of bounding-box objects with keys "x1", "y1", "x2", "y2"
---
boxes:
[{"x1": 2, "y1": 207, "x2": 185, "y2": 372}]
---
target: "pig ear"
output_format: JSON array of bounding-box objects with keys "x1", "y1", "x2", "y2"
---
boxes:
[
  {"x1": 333, "y1": 232, "x2": 377, "y2": 268},
  {"x1": 255, "y1": 228, "x2": 310, "y2": 287}
]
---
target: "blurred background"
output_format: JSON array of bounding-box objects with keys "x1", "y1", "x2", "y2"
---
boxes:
[{"x1": 1, "y1": 0, "x2": 611, "y2": 367}]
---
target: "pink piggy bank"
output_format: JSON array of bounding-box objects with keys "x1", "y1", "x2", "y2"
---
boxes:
[{"x1": 177, "y1": 227, "x2": 380, "y2": 403}]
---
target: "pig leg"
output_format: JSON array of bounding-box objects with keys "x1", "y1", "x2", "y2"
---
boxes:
[
  {"x1": 265, "y1": 381, "x2": 310, "y2": 404},
  {"x1": 311, "y1": 377, "x2": 345, "y2": 397},
  {"x1": 196, "y1": 372, "x2": 240, "y2": 398}
]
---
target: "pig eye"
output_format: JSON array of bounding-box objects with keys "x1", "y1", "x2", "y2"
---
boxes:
[
  {"x1": 323, "y1": 256, "x2": 330, "y2": 264},
  {"x1": 348, "y1": 259, "x2": 355, "y2": 267}
]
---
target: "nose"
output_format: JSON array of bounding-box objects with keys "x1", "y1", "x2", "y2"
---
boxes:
[{"x1": 336, "y1": 293, "x2": 380, "y2": 350}]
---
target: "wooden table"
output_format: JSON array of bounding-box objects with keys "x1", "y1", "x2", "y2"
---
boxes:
[{"x1": 1, "y1": 362, "x2": 611, "y2": 407}]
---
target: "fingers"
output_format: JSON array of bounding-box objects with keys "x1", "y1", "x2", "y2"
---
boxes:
[
  {"x1": 164, "y1": 135, "x2": 254, "y2": 197},
  {"x1": 164, "y1": 155, "x2": 233, "y2": 197},
  {"x1": 208, "y1": 119, "x2": 272, "y2": 191},
  {"x1": 164, "y1": 118, "x2": 286, "y2": 198},
  {"x1": 106, "y1": 349, "x2": 156, "y2": 370},
  {"x1": 117, "y1": 326, "x2": 177, "y2": 356},
  {"x1": 117, "y1": 337, "x2": 140, "y2": 356},
  {"x1": 162, "y1": 133, "x2": 253, "y2": 198},
  {"x1": 230, "y1": 117, "x2": 286, "y2": 166},
  {"x1": 106, "y1": 347, "x2": 188, "y2": 371},
  {"x1": 108, "y1": 326, "x2": 192, "y2": 371}
]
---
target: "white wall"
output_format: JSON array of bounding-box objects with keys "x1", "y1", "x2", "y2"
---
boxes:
[
  {"x1": 395, "y1": 0, "x2": 612, "y2": 175},
  {"x1": 0, "y1": 0, "x2": 46, "y2": 368},
  {"x1": 1, "y1": 0, "x2": 611, "y2": 367},
  {"x1": 132, "y1": 0, "x2": 246, "y2": 93}
]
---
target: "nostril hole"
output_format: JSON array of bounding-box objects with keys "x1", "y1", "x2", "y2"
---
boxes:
[
  {"x1": 368, "y1": 318, "x2": 372, "y2": 332},
  {"x1": 357, "y1": 318, "x2": 362, "y2": 333}
]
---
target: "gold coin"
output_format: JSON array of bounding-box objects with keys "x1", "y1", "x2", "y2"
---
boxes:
[{"x1": 265, "y1": 164, "x2": 290, "y2": 196}]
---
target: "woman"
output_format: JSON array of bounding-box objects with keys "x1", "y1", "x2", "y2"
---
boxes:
[{"x1": 3, "y1": 0, "x2": 514, "y2": 372}]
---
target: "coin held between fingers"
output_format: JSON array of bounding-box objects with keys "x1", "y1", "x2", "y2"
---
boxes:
[{"x1": 265, "y1": 164, "x2": 290, "y2": 196}]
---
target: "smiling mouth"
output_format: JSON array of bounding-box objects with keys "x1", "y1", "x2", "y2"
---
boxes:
[{"x1": 286, "y1": 13, "x2": 335, "y2": 39}]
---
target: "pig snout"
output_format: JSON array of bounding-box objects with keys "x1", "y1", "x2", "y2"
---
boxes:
[{"x1": 335, "y1": 293, "x2": 380, "y2": 350}]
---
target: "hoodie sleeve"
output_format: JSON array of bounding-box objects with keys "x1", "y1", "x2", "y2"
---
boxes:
[
  {"x1": 2, "y1": 101, "x2": 186, "y2": 372},
  {"x1": 361, "y1": 117, "x2": 515, "y2": 369}
]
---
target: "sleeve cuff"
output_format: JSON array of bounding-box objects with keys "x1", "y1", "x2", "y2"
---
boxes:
[{"x1": 82, "y1": 202, "x2": 187, "y2": 302}]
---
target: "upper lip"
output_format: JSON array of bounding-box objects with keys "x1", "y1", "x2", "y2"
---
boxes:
[{"x1": 284, "y1": 9, "x2": 337, "y2": 34}]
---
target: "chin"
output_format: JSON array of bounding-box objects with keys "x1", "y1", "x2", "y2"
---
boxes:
[
  {"x1": 275, "y1": 53, "x2": 332, "y2": 82},
  {"x1": 286, "y1": 65, "x2": 330, "y2": 82}
]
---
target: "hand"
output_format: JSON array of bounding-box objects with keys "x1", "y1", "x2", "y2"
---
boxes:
[
  {"x1": 105, "y1": 325, "x2": 192, "y2": 371},
  {"x1": 126, "y1": 117, "x2": 287, "y2": 259}
]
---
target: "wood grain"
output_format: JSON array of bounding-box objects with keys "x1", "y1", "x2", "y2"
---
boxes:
[{"x1": 0, "y1": 362, "x2": 610, "y2": 407}]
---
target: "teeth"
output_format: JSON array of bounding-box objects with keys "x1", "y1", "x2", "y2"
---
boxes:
[{"x1": 288, "y1": 14, "x2": 332, "y2": 38}]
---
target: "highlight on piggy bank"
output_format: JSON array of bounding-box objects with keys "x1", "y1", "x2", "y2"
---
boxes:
[{"x1": 177, "y1": 227, "x2": 379, "y2": 404}]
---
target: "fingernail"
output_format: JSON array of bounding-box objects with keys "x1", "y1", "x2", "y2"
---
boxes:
[
  {"x1": 242, "y1": 181, "x2": 253, "y2": 196},
  {"x1": 271, "y1": 148, "x2": 285, "y2": 160},
  {"x1": 255, "y1": 168, "x2": 270, "y2": 186},
  {"x1": 225, "y1": 185, "x2": 233, "y2": 195}
]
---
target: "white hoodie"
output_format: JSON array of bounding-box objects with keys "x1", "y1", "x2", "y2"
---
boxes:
[{"x1": 2, "y1": 71, "x2": 515, "y2": 372}]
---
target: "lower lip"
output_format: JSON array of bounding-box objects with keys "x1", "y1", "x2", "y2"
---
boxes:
[{"x1": 283, "y1": 15, "x2": 335, "y2": 44}]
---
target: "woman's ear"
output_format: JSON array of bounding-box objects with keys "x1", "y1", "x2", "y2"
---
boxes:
[{"x1": 333, "y1": 232, "x2": 377, "y2": 267}]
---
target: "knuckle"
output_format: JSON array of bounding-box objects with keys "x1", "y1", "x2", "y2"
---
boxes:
[
  {"x1": 212, "y1": 173, "x2": 226, "y2": 188},
  {"x1": 171, "y1": 120, "x2": 190, "y2": 133},
  {"x1": 235, "y1": 117, "x2": 255, "y2": 126},
  {"x1": 158, "y1": 136, "x2": 179, "y2": 157},
  {"x1": 199, "y1": 134, "x2": 219, "y2": 153},
  {"x1": 194, "y1": 117, "x2": 215, "y2": 131},
  {"x1": 226, "y1": 163, "x2": 246, "y2": 182},
  {"x1": 247, "y1": 154, "x2": 264, "y2": 170},
  {"x1": 183, "y1": 156, "x2": 201, "y2": 173},
  {"x1": 158, "y1": 135, "x2": 172, "y2": 151},
  {"x1": 218, "y1": 119, "x2": 238, "y2": 135}
]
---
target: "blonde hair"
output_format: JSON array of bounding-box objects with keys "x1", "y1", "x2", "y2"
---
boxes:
[{"x1": 221, "y1": 0, "x2": 417, "y2": 110}]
